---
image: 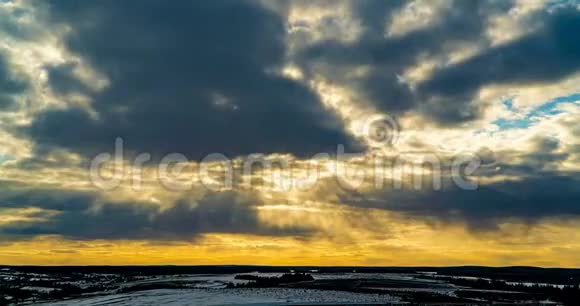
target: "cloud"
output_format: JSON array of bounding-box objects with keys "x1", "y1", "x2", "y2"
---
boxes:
[
  {"x1": 298, "y1": 0, "x2": 513, "y2": 123},
  {"x1": 298, "y1": 2, "x2": 580, "y2": 125},
  {"x1": 0, "y1": 53, "x2": 27, "y2": 110},
  {"x1": 1, "y1": 0, "x2": 579, "y2": 257},
  {"x1": 25, "y1": 0, "x2": 358, "y2": 160},
  {"x1": 0, "y1": 184, "x2": 312, "y2": 241},
  {"x1": 44, "y1": 63, "x2": 92, "y2": 96},
  {"x1": 354, "y1": 0, "x2": 407, "y2": 38},
  {"x1": 419, "y1": 8, "x2": 580, "y2": 121},
  {"x1": 0, "y1": 1, "x2": 43, "y2": 40},
  {"x1": 340, "y1": 172, "x2": 580, "y2": 232}
]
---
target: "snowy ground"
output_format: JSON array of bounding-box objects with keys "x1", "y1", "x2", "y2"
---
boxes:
[
  {"x1": 2, "y1": 268, "x2": 575, "y2": 305},
  {"x1": 37, "y1": 288, "x2": 401, "y2": 306}
]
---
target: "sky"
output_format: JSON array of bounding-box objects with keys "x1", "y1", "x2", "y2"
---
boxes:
[{"x1": 0, "y1": 0, "x2": 580, "y2": 266}]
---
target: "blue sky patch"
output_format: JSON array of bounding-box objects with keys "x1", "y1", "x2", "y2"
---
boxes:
[
  {"x1": 494, "y1": 93, "x2": 580, "y2": 130},
  {"x1": 0, "y1": 154, "x2": 13, "y2": 164}
]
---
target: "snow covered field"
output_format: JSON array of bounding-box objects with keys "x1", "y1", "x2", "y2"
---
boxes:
[
  {"x1": 2, "y1": 267, "x2": 577, "y2": 305},
  {"x1": 37, "y1": 288, "x2": 401, "y2": 306}
]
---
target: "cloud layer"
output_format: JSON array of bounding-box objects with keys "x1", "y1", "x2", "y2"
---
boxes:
[
  {"x1": 0, "y1": 53, "x2": 27, "y2": 110},
  {"x1": 0, "y1": 184, "x2": 309, "y2": 240},
  {"x1": 27, "y1": 0, "x2": 357, "y2": 160},
  {"x1": 0, "y1": 0, "x2": 579, "y2": 265}
]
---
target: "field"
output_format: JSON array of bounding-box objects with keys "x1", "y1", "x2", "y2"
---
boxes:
[{"x1": 1, "y1": 266, "x2": 579, "y2": 305}]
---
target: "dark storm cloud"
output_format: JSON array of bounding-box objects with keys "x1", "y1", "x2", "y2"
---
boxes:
[
  {"x1": 0, "y1": 53, "x2": 27, "y2": 110},
  {"x1": 26, "y1": 0, "x2": 357, "y2": 160},
  {"x1": 45, "y1": 63, "x2": 91, "y2": 96},
  {"x1": 466, "y1": 137, "x2": 571, "y2": 178},
  {"x1": 300, "y1": 2, "x2": 580, "y2": 125},
  {"x1": 342, "y1": 173, "x2": 580, "y2": 232},
  {"x1": 299, "y1": 0, "x2": 513, "y2": 123},
  {"x1": 419, "y1": 8, "x2": 580, "y2": 114},
  {"x1": 0, "y1": 182, "x2": 94, "y2": 212},
  {"x1": 354, "y1": 0, "x2": 407, "y2": 39},
  {"x1": 336, "y1": 135, "x2": 579, "y2": 231},
  {"x1": 0, "y1": 185, "x2": 311, "y2": 240}
]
